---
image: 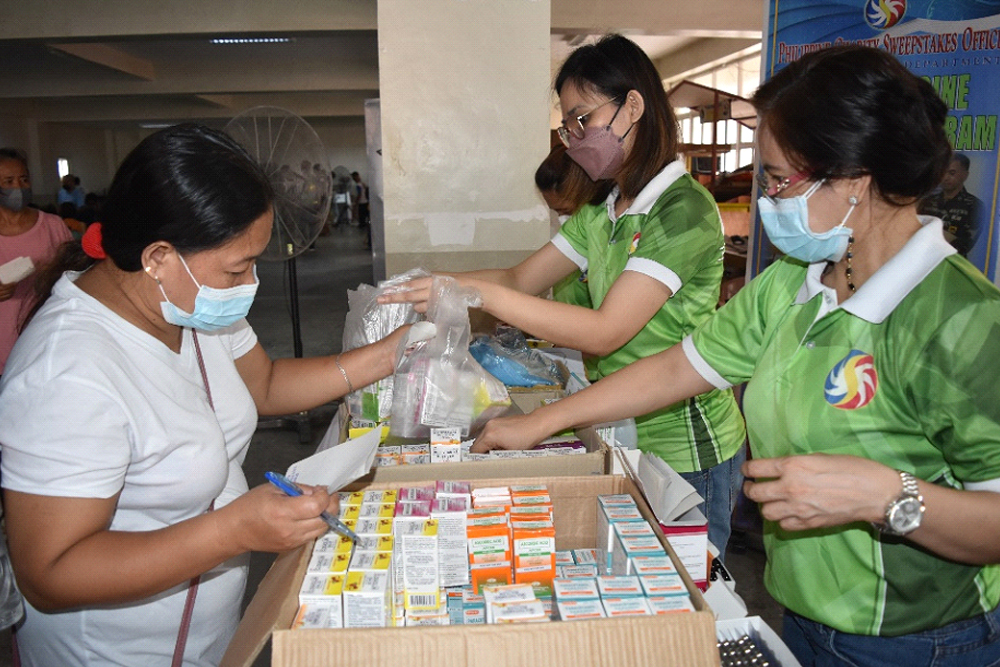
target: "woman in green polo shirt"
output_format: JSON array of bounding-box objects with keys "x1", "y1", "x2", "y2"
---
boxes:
[
  {"x1": 379, "y1": 34, "x2": 747, "y2": 556},
  {"x1": 474, "y1": 45, "x2": 1000, "y2": 665}
]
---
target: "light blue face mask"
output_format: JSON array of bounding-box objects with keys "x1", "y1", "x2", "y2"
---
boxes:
[
  {"x1": 758, "y1": 180, "x2": 856, "y2": 263},
  {"x1": 157, "y1": 254, "x2": 259, "y2": 331}
]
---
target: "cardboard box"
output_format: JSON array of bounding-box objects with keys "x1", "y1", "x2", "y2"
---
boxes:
[
  {"x1": 327, "y1": 404, "x2": 610, "y2": 484},
  {"x1": 222, "y1": 475, "x2": 719, "y2": 667}
]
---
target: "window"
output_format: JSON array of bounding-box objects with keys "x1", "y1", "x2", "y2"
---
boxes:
[{"x1": 57, "y1": 158, "x2": 70, "y2": 179}]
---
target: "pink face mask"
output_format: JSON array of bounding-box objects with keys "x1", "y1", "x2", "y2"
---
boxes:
[{"x1": 566, "y1": 102, "x2": 634, "y2": 181}]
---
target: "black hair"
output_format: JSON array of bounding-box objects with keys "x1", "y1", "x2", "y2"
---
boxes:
[
  {"x1": 0, "y1": 148, "x2": 28, "y2": 168},
  {"x1": 534, "y1": 143, "x2": 611, "y2": 210},
  {"x1": 952, "y1": 153, "x2": 971, "y2": 171},
  {"x1": 26, "y1": 123, "x2": 273, "y2": 330},
  {"x1": 751, "y1": 45, "x2": 951, "y2": 206},
  {"x1": 555, "y1": 34, "x2": 678, "y2": 200}
]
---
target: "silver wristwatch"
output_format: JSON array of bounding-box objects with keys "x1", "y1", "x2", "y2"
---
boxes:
[{"x1": 875, "y1": 471, "x2": 925, "y2": 536}]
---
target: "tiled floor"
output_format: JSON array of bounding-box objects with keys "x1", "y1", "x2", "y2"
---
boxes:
[{"x1": 0, "y1": 222, "x2": 784, "y2": 666}]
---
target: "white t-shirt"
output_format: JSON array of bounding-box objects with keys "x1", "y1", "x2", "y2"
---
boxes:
[{"x1": 0, "y1": 271, "x2": 259, "y2": 666}]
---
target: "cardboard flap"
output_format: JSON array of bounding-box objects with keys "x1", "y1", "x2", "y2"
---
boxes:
[
  {"x1": 271, "y1": 613, "x2": 720, "y2": 667},
  {"x1": 220, "y1": 546, "x2": 308, "y2": 667}
]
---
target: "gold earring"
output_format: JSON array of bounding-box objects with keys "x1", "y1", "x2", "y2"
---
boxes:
[{"x1": 144, "y1": 266, "x2": 162, "y2": 285}]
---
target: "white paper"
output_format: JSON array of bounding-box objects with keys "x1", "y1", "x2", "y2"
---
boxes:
[
  {"x1": 613, "y1": 447, "x2": 704, "y2": 523},
  {"x1": 0, "y1": 256, "x2": 34, "y2": 284},
  {"x1": 284, "y1": 427, "x2": 381, "y2": 492}
]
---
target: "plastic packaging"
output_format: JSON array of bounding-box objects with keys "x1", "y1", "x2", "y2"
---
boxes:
[
  {"x1": 341, "y1": 268, "x2": 428, "y2": 421},
  {"x1": 469, "y1": 328, "x2": 563, "y2": 388},
  {"x1": 0, "y1": 534, "x2": 24, "y2": 630},
  {"x1": 390, "y1": 276, "x2": 511, "y2": 438}
]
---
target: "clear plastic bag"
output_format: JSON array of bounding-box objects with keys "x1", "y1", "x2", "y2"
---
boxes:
[
  {"x1": 469, "y1": 327, "x2": 563, "y2": 388},
  {"x1": 390, "y1": 276, "x2": 511, "y2": 439},
  {"x1": 0, "y1": 533, "x2": 24, "y2": 630},
  {"x1": 341, "y1": 268, "x2": 428, "y2": 422}
]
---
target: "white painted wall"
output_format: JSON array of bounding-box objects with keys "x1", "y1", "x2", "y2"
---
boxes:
[{"x1": 378, "y1": 0, "x2": 552, "y2": 275}]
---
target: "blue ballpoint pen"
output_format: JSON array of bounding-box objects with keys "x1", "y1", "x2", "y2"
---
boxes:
[{"x1": 265, "y1": 471, "x2": 358, "y2": 542}]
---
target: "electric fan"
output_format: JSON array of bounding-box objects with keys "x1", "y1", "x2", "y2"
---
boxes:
[{"x1": 224, "y1": 107, "x2": 332, "y2": 440}]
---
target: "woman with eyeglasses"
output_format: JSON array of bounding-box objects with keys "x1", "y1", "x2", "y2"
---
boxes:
[
  {"x1": 380, "y1": 34, "x2": 747, "y2": 556},
  {"x1": 474, "y1": 44, "x2": 1000, "y2": 665}
]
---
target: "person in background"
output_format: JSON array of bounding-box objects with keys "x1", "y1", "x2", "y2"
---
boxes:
[
  {"x1": 57, "y1": 202, "x2": 86, "y2": 237},
  {"x1": 381, "y1": 34, "x2": 746, "y2": 556},
  {"x1": 475, "y1": 45, "x2": 1000, "y2": 666},
  {"x1": 918, "y1": 153, "x2": 985, "y2": 258},
  {"x1": 0, "y1": 125, "x2": 414, "y2": 666},
  {"x1": 352, "y1": 171, "x2": 369, "y2": 227},
  {"x1": 0, "y1": 148, "x2": 72, "y2": 376},
  {"x1": 534, "y1": 143, "x2": 611, "y2": 314},
  {"x1": 57, "y1": 174, "x2": 85, "y2": 209}
]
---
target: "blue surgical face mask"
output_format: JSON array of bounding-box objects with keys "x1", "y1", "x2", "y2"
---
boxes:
[
  {"x1": 0, "y1": 187, "x2": 31, "y2": 213},
  {"x1": 157, "y1": 254, "x2": 259, "y2": 331},
  {"x1": 758, "y1": 180, "x2": 856, "y2": 263}
]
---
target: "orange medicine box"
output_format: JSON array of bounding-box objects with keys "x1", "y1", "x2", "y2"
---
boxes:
[
  {"x1": 512, "y1": 520, "x2": 556, "y2": 598},
  {"x1": 467, "y1": 515, "x2": 512, "y2": 593}
]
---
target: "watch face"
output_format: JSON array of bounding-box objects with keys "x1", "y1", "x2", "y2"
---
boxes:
[{"x1": 889, "y1": 497, "x2": 924, "y2": 533}]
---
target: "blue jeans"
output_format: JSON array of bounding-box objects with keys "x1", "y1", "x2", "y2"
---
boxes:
[
  {"x1": 678, "y1": 444, "x2": 745, "y2": 560},
  {"x1": 783, "y1": 606, "x2": 1000, "y2": 667}
]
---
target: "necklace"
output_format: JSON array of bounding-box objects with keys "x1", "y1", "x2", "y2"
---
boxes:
[{"x1": 845, "y1": 236, "x2": 856, "y2": 292}]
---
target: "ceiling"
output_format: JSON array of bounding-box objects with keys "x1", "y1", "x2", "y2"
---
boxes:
[{"x1": 0, "y1": 0, "x2": 763, "y2": 133}]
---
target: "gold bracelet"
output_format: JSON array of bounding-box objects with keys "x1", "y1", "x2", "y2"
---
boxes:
[{"x1": 335, "y1": 354, "x2": 354, "y2": 394}]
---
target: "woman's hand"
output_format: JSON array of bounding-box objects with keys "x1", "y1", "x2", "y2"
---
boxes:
[
  {"x1": 376, "y1": 276, "x2": 436, "y2": 314},
  {"x1": 220, "y1": 482, "x2": 338, "y2": 553},
  {"x1": 471, "y1": 413, "x2": 548, "y2": 453},
  {"x1": 0, "y1": 280, "x2": 16, "y2": 301},
  {"x1": 742, "y1": 454, "x2": 899, "y2": 532}
]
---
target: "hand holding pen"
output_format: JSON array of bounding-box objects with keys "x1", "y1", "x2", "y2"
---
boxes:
[{"x1": 265, "y1": 471, "x2": 358, "y2": 542}]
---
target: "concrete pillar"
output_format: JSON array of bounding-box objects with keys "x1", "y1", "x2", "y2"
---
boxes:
[{"x1": 377, "y1": 0, "x2": 552, "y2": 276}]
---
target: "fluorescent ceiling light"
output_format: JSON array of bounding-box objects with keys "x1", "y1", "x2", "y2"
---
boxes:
[
  {"x1": 139, "y1": 123, "x2": 174, "y2": 129},
  {"x1": 210, "y1": 37, "x2": 293, "y2": 45}
]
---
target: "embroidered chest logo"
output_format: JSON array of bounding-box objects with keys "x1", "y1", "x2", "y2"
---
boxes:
[
  {"x1": 824, "y1": 349, "x2": 878, "y2": 409},
  {"x1": 628, "y1": 232, "x2": 641, "y2": 255}
]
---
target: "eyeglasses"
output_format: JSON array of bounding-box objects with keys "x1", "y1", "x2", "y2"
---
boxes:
[
  {"x1": 758, "y1": 168, "x2": 813, "y2": 202},
  {"x1": 557, "y1": 97, "x2": 623, "y2": 147}
]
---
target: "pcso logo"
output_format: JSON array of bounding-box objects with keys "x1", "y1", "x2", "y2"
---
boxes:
[
  {"x1": 865, "y1": 0, "x2": 906, "y2": 30},
  {"x1": 824, "y1": 349, "x2": 878, "y2": 410},
  {"x1": 629, "y1": 232, "x2": 641, "y2": 255}
]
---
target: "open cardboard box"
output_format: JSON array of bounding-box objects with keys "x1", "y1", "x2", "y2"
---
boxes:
[
  {"x1": 336, "y1": 396, "x2": 610, "y2": 484},
  {"x1": 222, "y1": 474, "x2": 721, "y2": 667}
]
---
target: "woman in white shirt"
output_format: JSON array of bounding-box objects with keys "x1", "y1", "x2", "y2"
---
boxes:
[{"x1": 0, "y1": 124, "x2": 407, "y2": 666}]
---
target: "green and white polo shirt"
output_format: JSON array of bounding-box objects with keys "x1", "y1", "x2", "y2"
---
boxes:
[
  {"x1": 552, "y1": 160, "x2": 745, "y2": 473},
  {"x1": 684, "y1": 217, "x2": 1000, "y2": 636}
]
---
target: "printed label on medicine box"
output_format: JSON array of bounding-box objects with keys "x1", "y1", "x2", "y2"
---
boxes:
[
  {"x1": 362, "y1": 489, "x2": 399, "y2": 505},
  {"x1": 639, "y1": 573, "x2": 687, "y2": 597},
  {"x1": 630, "y1": 555, "x2": 677, "y2": 577},
  {"x1": 353, "y1": 535, "x2": 394, "y2": 553},
  {"x1": 292, "y1": 601, "x2": 343, "y2": 630},
  {"x1": 355, "y1": 517, "x2": 394, "y2": 537},
  {"x1": 598, "y1": 494, "x2": 637, "y2": 509},
  {"x1": 559, "y1": 564, "x2": 599, "y2": 579},
  {"x1": 337, "y1": 504, "x2": 361, "y2": 522},
  {"x1": 646, "y1": 595, "x2": 696, "y2": 614},
  {"x1": 394, "y1": 500, "x2": 431, "y2": 518},
  {"x1": 298, "y1": 573, "x2": 345, "y2": 605},
  {"x1": 357, "y1": 503, "x2": 395, "y2": 519},
  {"x1": 573, "y1": 549, "x2": 598, "y2": 566},
  {"x1": 596, "y1": 575, "x2": 643, "y2": 598},
  {"x1": 346, "y1": 550, "x2": 392, "y2": 574},
  {"x1": 555, "y1": 550, "x2": 576, "y2": 566},
  {"x1": 437, "y1": 480, "x2": 472, "y2": 496},
  {"x1": 432, "y1": 500, "x2": 471, "y2": 588},
  {"x1": 612, "y1": 535, "x2": 667, "y2": 575},
  {"x1": 400, "y1": 519, "x2": 441, "y2": 611},
  {"x1": 463, "y1": 606, "x2": 486, "y2": 624},
  {"x1": 553, "y1": 577, "x2": 600, "y2": 601},
  {"x1": 397, "y1": 486, "x2": 435, "y2": 503},
  {"x1": 338, "y1": 491, "x2": 364, "y2": 506},
  {"x1": 312, "y1": 534, "x2": 354, "y2": 554},
  {"x1": 510, "y1": 484, "x2": 549, "y2": 496},
  {"x1": 557, "y1": 599, "x2": 606, "y2": 621},
  {"x1": 493, "y1": 599, "x2": 549, "y2": 623},
  {"x1": 343, "y1": 571, "x2": 392, "y2": 628},
  {"x1": 483, "y1": 584, "x2": 537, "y2": 623},
  {"x1": 602, "y1": 596, "x2": 652, "y2": 617},
  {"x1": 306, "y1": 552, "x2": 351, "y2": 576},
  {"x1": 404, "y1": 610, "x2": 450, "y2": 626}
]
